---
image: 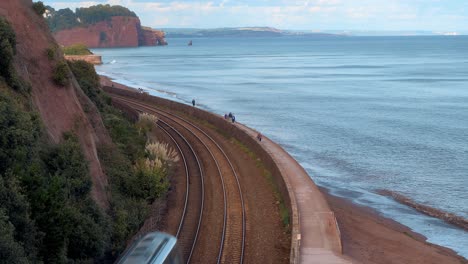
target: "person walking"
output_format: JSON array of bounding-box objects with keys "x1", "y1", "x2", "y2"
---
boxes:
[
  {"x1": 257, "y1": 132, "x2": 262, "y2": 141},
  {"x1": 232, "y1": 115, "x2": 236, "y2": 123},
  {"x1": 192, "y1": 99, "x2": 196, "y2": 107}
]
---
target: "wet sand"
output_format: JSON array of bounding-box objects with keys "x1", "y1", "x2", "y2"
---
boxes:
[
  {"x1": 321, "y1": 188, "x2": 467, "y2": 264},
  {"x1": 100, "y1": 74, "x2": 467, "y2": 264}
]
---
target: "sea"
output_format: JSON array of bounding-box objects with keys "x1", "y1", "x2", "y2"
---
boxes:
[{"x1": 94, "y1": 36, "x2": 468, "y2": 257}]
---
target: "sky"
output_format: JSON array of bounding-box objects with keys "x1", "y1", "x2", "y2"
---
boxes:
[{"x1": 42, "y1": 0, "x2": 468, "y2": 32}]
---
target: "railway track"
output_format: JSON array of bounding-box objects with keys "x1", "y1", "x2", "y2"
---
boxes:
[
  {"x1": 113, "y1": 95, "x2": 246, "y2": 264},
  {"x1": 157, "y1": 119, "x2": 204, "y2": 263}
]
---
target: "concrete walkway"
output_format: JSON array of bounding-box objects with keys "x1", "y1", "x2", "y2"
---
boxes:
[{"x1": 236, "y1": 123, "x2": 352, "y2": 264}]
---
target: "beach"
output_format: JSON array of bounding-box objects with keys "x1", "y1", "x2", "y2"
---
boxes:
[
  {"x1": 101, "y1": 75, "x2": 467, "y2": 263},
  {"x1": 321, "y1": 188, "x2": 467, "y2": 263}
]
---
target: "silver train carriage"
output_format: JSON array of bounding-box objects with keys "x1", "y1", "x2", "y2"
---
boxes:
[{"x1": 117, "y1": 232, "x2": 182, "y2": 264}]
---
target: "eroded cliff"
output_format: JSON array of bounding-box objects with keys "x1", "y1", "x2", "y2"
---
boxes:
[{"x1": 0, "y1": 0, "x2": 110, "y2": 208}]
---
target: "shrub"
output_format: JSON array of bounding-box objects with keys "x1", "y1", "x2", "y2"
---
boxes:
[
  {"x1": 52, "y1": 60, "x2": 70, "y2": 86},
  {"x1": 0, "y1": 18, "x2": 16, "y2": 83},
  {"x1": 62, "y1": 43, "x2": 92, "y2": 55},
  {"x1": 45, "y1": 47, "x2": 55, "y2": 60},
  {"x1": 127, "y1": 141, "x2": 176, "y2": 202},
  {"x1": 133, "y1": 157, "x2": 169, "y2": 202},
  {"x1": 0, "y1": 18, "x2": 32, "y2": 94},
  {"x1": 136, "y1": 113, "x2": 158, "y2": 133},
  {"x1": 0, "y1": 90, "x2": 41, "y2": 175},
  {"x1": 145, "y1": 141, "x2": 179, "y2": 164},
  {"x1": 0, "y1": 209, "x2": 29, "y2": 264},
  {"x1": 32, "y1": 1, "x2": 46, "y2": 16},
  {"x1": 103, "y1": 111, "x2": 146, "y2": 161},
  {"x1": 24, "y1": 133, "x2": 110, "y2": 262},
  {"x1": 68, "y1": 60, "x2": 106, "y2": 109},
  {"x1": 97, "y1": 144, "x2": 150, "y2": 253}
]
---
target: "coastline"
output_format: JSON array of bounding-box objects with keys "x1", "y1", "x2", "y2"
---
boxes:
[
  {"x1": 99, "y1": 74, "x2": 467, "y2": 264},
  {"x1": 320, "y1": 187, "x2": 467, "y2": 264}
]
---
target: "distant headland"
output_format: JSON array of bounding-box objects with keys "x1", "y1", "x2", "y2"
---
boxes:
[
  {"x1": 163, "y1": 27, "x2": 343, "y2": 38},
  {"x1": 45, "y1": 4, "x2": 168, "y2": 48}
]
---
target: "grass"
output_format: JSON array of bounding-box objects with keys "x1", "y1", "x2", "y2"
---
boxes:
[
  {"x1": 62, "y1": 44, "x2": 93, "y2": 56},
  {"x1": 52, "y1": 60, "x2": 69, "y2": 86},
  {"x1": 231, "y1": 138, "x2": 291, "y2": 230}
]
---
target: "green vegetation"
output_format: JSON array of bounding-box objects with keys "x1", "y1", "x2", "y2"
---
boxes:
[
  {"x1": 0, "y1": 21, "x2": 171, "y2": 263},
  {"x1": 62, "y1": 43, "x2": 92, "y2": 55},
  {"x1": 25, "y1": 133, "x2": 111, "y2": 263},
  {"x1": 32, "y1": 1, "x2": 46, "y2": 16},
  {"x1": 0, "y1": 82, "x2": 111, "y2": 263},
  {"x1": 52, "y1": 60, "x2": 70, "y2": 86},
  {"x1": 0, "y1": 18, "x2": 30, "y2": 94},
  {"x1": 45, "y1": 46, "x2": 55, "y2": 60},
  {"x1": 46, "y1": 8, "x2": 81, "y2": 32},
  {"x1": 69, "y1": 60, "x2": 173, "y2": 254},
  {"x1": 232, "y1": 139, "x2": 291, "y2": 229},
  {"x1": 46, "y1": 4, "x2": 136, "y2": 32},
  {"x1": 76, "y1": 5, "x2": 136, "y2": 25}
]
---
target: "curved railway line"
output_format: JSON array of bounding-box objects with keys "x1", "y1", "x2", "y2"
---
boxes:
[
  {"x1": 157, "y1": 119, "x2": 204, "y2": 263},
  {"x1": 114, "y1": 95, "x2": 246, "y2": 264}
]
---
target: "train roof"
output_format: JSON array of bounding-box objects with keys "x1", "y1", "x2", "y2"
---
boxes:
[{"x1": 117, "y1": 232, "x2": 177, "y2": 264}]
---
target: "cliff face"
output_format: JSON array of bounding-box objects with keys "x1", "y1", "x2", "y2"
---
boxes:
[
  {"x1": 54, "y1": 16, "x2": 167, "y2": 48},
  {"x1": 0, "y1": 0, "x2": 110, "y2": 208},
  {"x1": 139, "y1": 26, "x2": 168, "y2": 46}
]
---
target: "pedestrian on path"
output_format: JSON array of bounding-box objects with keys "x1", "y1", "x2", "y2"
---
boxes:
[
  {"x1": 192, "y1": 99, "x2": 196, "y2": 107},
  {"x1": 257, "y1": 132, "x2": 263, "y2": 141},
  {"x1": 232, "y1": 115, "x2": 236, "y2": 123}
]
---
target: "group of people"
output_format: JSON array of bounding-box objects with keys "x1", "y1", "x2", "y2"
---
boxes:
[
  {"x1": 224, "y1": 112, "x2": 236, "y2": 123},
  {"x1": 191, "y1": 99, "x2": 264, "y2": 142}
]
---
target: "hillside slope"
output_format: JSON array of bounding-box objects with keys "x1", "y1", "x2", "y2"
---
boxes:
[{"x1": 0, "y1": 0, "x2": 110, "y2": 208}]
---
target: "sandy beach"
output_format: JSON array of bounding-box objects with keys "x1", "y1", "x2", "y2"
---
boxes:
[
  {"x1": 100, "y1": 75, "x2": 467, "y2": 264},
  {"x1": 321, "y1": 188, "x2": 467, "y2": 264}
]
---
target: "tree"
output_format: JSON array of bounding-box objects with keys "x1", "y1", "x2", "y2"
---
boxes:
[{"x1": 32, "y1": 1, "x2": 46, "y2": 16}]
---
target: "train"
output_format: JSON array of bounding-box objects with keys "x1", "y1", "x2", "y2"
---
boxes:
[{"x1": 117, "y1": 232, "x2": 182, "y2": 264}]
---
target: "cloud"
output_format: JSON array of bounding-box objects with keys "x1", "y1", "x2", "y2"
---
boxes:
[
  {"x1": 44, "y1": 0, "x2": 468, "y2": 30},
  {"x1": 152, "y1": 16, "x2": 170, "y2": 26}
]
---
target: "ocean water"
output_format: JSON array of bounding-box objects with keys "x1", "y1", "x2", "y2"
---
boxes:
[{"x1": 94, "y1": 36, "x2": 468, "y2": 257}]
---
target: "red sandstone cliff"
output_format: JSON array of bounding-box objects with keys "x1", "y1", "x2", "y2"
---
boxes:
[
  {"x1": 54, "y1": 16, "x2": 167, "y2": 48},
  {"x1": 0, "y1": 0, "x2": 110, "y2": 208},
  {"x1": 140, "y1": 26, "x2": 168, "y2": 46}
]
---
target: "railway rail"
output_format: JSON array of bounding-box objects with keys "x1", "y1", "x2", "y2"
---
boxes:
[
  {"x1": 114, "y1": 95, "x2": 246, "y2": 264},
  {"x1": 156, "y1": 118, "x2": 204, "y2": 263}
]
